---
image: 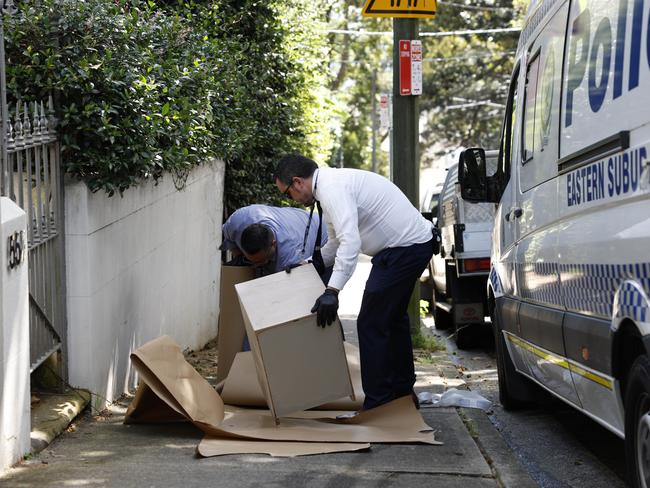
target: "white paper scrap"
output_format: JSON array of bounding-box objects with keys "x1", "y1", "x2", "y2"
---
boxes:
[{"x1": 417, "y1": 388, "x2": 492, "y2": 412}]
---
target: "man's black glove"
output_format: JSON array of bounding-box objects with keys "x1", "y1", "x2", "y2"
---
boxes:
[
  {"x1": 310, "y1": 289, "x2": 339, "y2": 327},
  {"x1": 284, "y1": 263, "x2": 302, "y2": 273}
]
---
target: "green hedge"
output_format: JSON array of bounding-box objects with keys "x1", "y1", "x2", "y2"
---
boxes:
[{"x1": 5, "y1": 0, "x2": 333, "y2": 209}]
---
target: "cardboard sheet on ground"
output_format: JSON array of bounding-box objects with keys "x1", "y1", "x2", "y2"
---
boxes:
[
  {"x1": 124, "y1": 382, "x2": 186, "y2": 424},
  {"x1": 221, "y1": 342, "x2": 365, "y2": 410},
  {"x1": 197, "y1": 439, "x2": 370, "y2": 458},
  {"x1": 127, "y1": 336, "x2": 440, "y2": 457},
  {"x1": 216, "y1": 265, "x2": 256, "y2": 383}
]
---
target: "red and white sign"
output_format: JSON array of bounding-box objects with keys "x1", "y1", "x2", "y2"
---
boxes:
[
  {"x1": 399, "y1": 40, "x2": 412, "y2": 96},
  {"x1": 410, "y1": 40, "x2": 423, "y2": 95},
  {"x1": 379, "y1": 94, "x2": 390, "y2": 130}
]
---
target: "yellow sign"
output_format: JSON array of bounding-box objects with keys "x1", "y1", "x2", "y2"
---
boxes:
[{"x1": 361, "y1": 0, "x2": 436, "y2": 19}]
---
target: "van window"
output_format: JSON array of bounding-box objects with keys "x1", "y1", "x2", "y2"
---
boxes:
[
  {"x1": 520, "y1": 2, "x2": 568, "y2": 192},
  {"x1": 523, "y1": 52, "x2": 541, "y2": 164},
  {"x1": 500, "y1": 65, "x2": 519, "y2": 184}
]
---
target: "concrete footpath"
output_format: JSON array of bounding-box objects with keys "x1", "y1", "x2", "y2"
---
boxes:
[{"x1": 0, "y1": 257, "x2": 537, "y2": 487}]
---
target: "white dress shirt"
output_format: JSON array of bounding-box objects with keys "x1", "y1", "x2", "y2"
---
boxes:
[{"x1": 313, "y1": 168, "x2": 433, "y2": 290}]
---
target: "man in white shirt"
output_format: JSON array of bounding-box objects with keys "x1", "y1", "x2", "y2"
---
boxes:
[{"x1": 274, "y1": 154, "x2": 437, "y2": 410}]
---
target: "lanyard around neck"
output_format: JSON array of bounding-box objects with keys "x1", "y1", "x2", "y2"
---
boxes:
[{"x1": 300, "y1": 170, "x2": 320, "y2": 255}]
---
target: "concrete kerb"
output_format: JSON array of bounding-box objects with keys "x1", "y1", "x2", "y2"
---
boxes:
[
  {"x1": 415, "y1": 319, "x2": 536, "y2": 488},
  {"x1": 459, "y1": 407, "x2": 539, "y2": 488},
  {"x1": 30, "y1": 388, "x2": 91, "y2": 454}
]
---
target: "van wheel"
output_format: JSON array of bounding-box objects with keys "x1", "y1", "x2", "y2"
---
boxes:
[
  {"x1": 624, "y1": 355, "x2": 650, "y2": 488},
  {"x1": 493, "y1": 312, "x2": 536, "y2": 410}
]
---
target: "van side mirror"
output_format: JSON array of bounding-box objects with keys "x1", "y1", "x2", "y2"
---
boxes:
[{"x1": 459, "y1": 148, "x2": 488, "y2": 202}]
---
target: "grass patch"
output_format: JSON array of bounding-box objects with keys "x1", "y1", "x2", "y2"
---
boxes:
[
  {"x1": 458, "y1": 409, "x2": 479, "y2": 438},
  {"x1": 415, "y1": 353, "x2": 434, "y2": 364},
  {"x1": 412, "y1": 331, "x2": 445, "y2": 353}
]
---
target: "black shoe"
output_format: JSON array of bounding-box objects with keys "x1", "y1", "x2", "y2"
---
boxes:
[
  {"x1": 394, "y1": 390, "x2": 420, "y2": 409},
  {"x1": 411, "y1": 390, "x2": 420, "y2": 410}
]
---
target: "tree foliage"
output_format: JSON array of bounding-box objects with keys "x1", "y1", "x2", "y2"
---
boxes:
[
  {"x1": 4, "y1": 0, "x2": 526, "y2": 208},
  {"x1": 4, "y1": 0, "x2": 334, "y2": 211},
  {"x1": 325, "y1": 0, "x2": 526, "y2": 170},
  {"x1": 419, "y1": 1, "x2": 524, "y2": 158}
]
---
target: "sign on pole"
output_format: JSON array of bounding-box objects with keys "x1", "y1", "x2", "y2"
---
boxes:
[
  {"x1": 410, "y1": 40, "x2": 422, "y2": 95},
  {"x1": 399, "y1": 40, "x2": 412, "y2": 96},
  {"x1": 362, "y1": 0, "x2": 436, "y2": 19}
]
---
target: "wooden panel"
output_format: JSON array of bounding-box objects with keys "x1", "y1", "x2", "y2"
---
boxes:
[
  {"x1": 235, "y1": 265, "x2": 325, "y2": 332},
  {"x1": 235, "y1": 265, "x2": 353, "y2": 421},
  {"x1": 258, "y1": 316, "x2": 351, "y2": 417}
]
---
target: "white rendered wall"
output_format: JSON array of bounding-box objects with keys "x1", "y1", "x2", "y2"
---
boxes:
[
  {"x1": 0, "y1": 198, "x2": 30, "y2": 473},
  {"x1": 65, "y1": 161, "x2": 225, "y2": 409}
]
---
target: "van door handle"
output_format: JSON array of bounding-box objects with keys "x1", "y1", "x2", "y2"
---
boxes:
[{"x1": 505, "y1": 207, "x2": 523, "y2": 221}]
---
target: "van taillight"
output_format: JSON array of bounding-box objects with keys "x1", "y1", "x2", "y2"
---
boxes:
[{"x1": 463, "y1": 258, "x2": 490, "y2": 273}]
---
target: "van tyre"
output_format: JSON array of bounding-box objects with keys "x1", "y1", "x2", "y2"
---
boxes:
[
  {"x1": 493, "y1": 313, "x2": 536, "y2": 410},
  {"x1": 624, "y1": 355, "x2": 650, "y2": 488},
  {"x1": 433, "y1": 298, "x2": 452, "y2": 330}
]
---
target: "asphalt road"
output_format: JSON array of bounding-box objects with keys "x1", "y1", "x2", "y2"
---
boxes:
[{"x1": 426, "y1": 320, "x2": 629, "y2": 488}]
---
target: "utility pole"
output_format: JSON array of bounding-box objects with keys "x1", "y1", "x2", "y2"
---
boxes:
[
  {"x1": 391, "y1": 18, "x2": 421, "y2": 334},
  {"x1": 391, "y1": 18, "x2": 419, "y2": 206},
  {"x1": 371, "y1": 69, "x2": 377, "y2": 173}
]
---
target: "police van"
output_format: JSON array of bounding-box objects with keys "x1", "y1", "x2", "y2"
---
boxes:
[{"x1": 458, "y1": 0, "x2": 650, "y2": 485}]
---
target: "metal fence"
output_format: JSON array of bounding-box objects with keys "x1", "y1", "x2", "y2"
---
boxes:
[
  {"x1": 1, "y1": 97, "x2": 67, "y2": 373},
  {"x1": 0, "y1": 2, "x2": 67, "y2": 374}
]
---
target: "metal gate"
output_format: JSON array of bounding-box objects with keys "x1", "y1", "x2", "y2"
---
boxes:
[{"x1": 0, "y1": 6, "x2": 67, "y2": 374}]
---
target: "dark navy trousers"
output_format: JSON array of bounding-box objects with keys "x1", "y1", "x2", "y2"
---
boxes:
[{"x1": 357, "y1": 238, "x2": 435, "y2": 410}]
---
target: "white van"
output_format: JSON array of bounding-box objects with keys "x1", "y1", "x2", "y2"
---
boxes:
[
  {"x1": 430, "y1": 151, "x2": 497, "y2": 348},
  {"x1": 458, "y1": 0, "x2": 650, "y2": 485}
]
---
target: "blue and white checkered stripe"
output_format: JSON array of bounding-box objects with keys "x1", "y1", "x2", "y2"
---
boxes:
[
  {"x1": 489, "y1": 266, "x2": 503, "y2": 298},
  {"x1": 614, "y1": 281, "x2": 650, "y2": 323},
  {"x1": 517, "y1": 262, "x2": 562, "y2": 306},
  {"x1": 560, "y1": 262, "x2": 650, "y2": 318},
  {"x1": 494, "y1": 261, "x2": 650, "y2": 321}
]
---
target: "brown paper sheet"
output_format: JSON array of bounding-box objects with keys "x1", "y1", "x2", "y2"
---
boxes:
[
  {"x1": 221, "y1": 342, "x2": 364, "y2": 410},
  {"x1": 127, "y1": 336, "x2": 440, "y2": 457},
  {"x1": 216, "y1": 266, "x2": 256, "y2": 383},
  {"x1": 197, "y1": 438, "x2": 370, "y2": 458},
  {"x1": 219, "y1": 351, "x2": 266, "y2": 407},
  {"x1": 199, "y1": 396, "x2": 438, "y2": 444},
  {"x1": 129, "y1": 336, "x2": 226, "y2": 428},
  {"x1": 124, "y1": 383, "x2": 187, "y2": 424}
]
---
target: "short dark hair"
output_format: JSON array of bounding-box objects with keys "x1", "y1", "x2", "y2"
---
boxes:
[
  {"x1": 241, "y1": 224, "x2": 274, "y2": 254},
  {"x1": 274, "y1": 154, "x2": 318, "y2": 185}
]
